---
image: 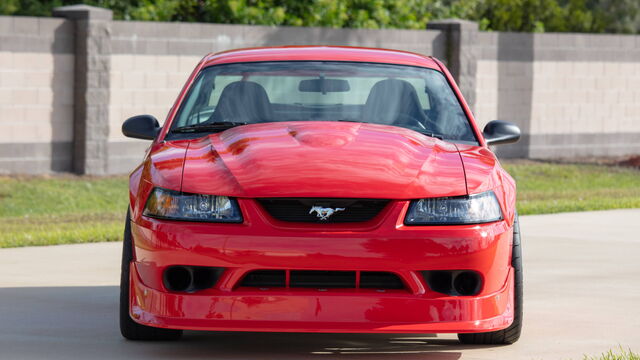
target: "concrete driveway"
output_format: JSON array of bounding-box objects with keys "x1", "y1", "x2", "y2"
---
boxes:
[{"x1": 1, "y1": 209, "x2": 638, "y2": 360}]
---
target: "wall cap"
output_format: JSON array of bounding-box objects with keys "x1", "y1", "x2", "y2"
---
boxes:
[
  {"x1": 53, "y1": 4, "x2": 113, "y2": 21},
  {"x1": 427, "y1": 19, "x2": 478, "y2": 31}
]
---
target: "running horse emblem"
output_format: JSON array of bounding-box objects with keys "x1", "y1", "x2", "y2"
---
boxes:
[{"x1": 309, "y1": 206, "x2": 345, "y2": 220}]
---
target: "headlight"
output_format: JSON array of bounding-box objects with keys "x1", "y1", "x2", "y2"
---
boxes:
[
  {"x1": 143, "y1": 188, "x2": 242, "y2": 222},
  {"x1": 404, "y1": 191, "x2": 502, "y2": 225}
]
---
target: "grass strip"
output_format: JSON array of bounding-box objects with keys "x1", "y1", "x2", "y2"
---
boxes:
[
  {"x1": 583, "y1": 347, "x2": 639, "y2": 360},
  {"x1": 1, "y1": 160, "x2": 639, "y2": 247},
  {"x1": 503, "y1": 160, "x2": 640, "y2": 215}
]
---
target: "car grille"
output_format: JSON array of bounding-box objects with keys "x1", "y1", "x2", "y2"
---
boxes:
[
  {"x1": 239, "y1": 270, "x2": 405, "y2": 290},
  {"x1": 257, "y1": 198, "x2": 389, "y2": 223}
]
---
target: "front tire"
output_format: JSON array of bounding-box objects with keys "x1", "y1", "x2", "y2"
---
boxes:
[
  {"x1": 119, "y1": 209, "x2": 183, "y2": 341},
  {"x1": 457, "y1": 213, "x2": 523, "y2": 345}
]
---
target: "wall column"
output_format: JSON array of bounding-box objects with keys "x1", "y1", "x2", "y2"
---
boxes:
[
  {"x1": 427, "y1": 19, "x2": 479, "y2": 112},
  {"x1": 53, "y1": 5, "x2": 112, "y2": 175}
]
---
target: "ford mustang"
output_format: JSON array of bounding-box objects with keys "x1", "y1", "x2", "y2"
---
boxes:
[{"x1": 119, "y1": 46, "x2": 522, "y2": 344}]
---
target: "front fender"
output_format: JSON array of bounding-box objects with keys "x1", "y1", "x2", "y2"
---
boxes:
[{"x1": 457, "y1": 144, "x2": 516, "y2": 226}]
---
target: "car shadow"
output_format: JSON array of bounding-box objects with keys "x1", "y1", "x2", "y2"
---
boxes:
[{"x1": 0, "y1": 286, "x2": 505, "y2": 359}]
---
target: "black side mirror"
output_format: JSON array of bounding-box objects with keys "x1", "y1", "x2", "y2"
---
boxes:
[
  {"x1": 122, "y1": 115, "x2": 160, "y2": 140},
  {"x1": 483, "y1": 120, "x2": 521, "y2": 145}
]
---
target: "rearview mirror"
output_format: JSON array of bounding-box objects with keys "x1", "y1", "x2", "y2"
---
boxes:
[
  {"x1": 299, "y1": 78, "x2": 350, "y2": 94},
  {"x1": 122, "y1": 115, "x2": 160, "y2": 140},
  {"x1": 483, "y1": 120, "x2": 520, "y2": 145}
]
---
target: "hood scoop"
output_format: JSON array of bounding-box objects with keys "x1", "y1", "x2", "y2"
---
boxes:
[{"x1": 287, "y1": 123, "x2": 358, "y2": 148}]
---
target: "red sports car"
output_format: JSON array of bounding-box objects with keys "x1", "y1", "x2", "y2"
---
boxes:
[{"x1": 119, "y1": 46, "x2": 522, "y2": 344}]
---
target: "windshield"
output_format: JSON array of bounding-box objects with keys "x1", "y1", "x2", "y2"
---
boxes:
[{"x1": 170, "y1": 61, "x2": 477, "y2": 143}]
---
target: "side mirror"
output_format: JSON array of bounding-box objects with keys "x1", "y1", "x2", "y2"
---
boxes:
[
  {"x1": 122, "y1": 115, "x2": 160, "y2": 140},
  {"x1": 483, "y1": 120, "x2": 520, "y2": 145}
]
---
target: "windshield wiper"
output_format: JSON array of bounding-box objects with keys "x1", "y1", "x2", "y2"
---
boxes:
[
  {"x1": 332, "y1": 119, "x2": 445, "y2": 140},
  {"x1": 172, "y1": 121, "x2": 247, "y2": 133},
  {"x1": 417, "y1": 131, "x2": 444, "y2": 140}
]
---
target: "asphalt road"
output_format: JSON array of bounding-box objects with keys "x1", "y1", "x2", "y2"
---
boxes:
[{"x1": 1, "y1": 209, "x2": 639, "y2": 360}]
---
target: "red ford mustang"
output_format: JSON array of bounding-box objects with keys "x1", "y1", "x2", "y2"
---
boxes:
[{"x1": 119, "y1": 46, "x2": 523, "y2": 344}]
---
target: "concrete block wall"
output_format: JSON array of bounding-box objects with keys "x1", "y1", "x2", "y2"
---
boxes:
[
  {"x1": 472, "y1": 32, "x2": 536, "y2": 158},
  {"x1": 529, "y1": 33, "x2": 640, "y2": 158},
  {"x1": 0, "y1": 16, "x2": 75, "y2": 173},
  {"x1": 473, "y1": 31, "x2": 640, "y2": 158},
  {"x1": 0, "y1": 6, "x2": 639, "y2": 174}
]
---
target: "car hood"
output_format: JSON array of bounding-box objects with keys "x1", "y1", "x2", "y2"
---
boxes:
[{"x1": 180, "y1": 121, "x2": 467, "y2": 199}]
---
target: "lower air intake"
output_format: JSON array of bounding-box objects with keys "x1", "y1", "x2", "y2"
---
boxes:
[
  {"x1": 290, "y1": 270, "x2": 355, "y2": 288},
  {"x1": 239, "y1": 270, "x2": 405, "y2": 290},
  {"x1": 240, "y1": 270, "x2": 286, "y2": 287}
]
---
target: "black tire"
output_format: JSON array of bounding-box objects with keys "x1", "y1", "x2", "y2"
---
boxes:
[
  {"x1": 120, "y1": 209, "x2": 183, "y2": 341},
  {"x1": 458, "y1": 213, "x2": 523, "y2": 345}
]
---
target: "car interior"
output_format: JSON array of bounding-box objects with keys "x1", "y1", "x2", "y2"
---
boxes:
[{"x1": 205, "y1": 79, "x2": 433, "y2": 131}]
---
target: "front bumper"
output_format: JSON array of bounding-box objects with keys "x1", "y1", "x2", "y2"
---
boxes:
[{"x1": 129, "y1": 199, "x2": 515, "y2": 333}]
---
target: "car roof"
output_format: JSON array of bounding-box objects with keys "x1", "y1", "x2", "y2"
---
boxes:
[{"x1": 202, "y1": 46, "x2": 441, "y2": 69}]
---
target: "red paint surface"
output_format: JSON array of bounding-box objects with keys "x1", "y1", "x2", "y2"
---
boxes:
[
  {"x1": 127, "y1": 46, "x2": 517, "y2": 333},
  {"x1": 181, "y1": 121, "x2": 467, "y2": 199}
]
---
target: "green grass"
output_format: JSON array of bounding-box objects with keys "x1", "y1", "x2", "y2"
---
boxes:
[
  {"x1": 582, "y1": 347, "x2": 639, "y2": 360},
  {"x1": 0, "y1": 160, "x2": 639, "y2": 248},
  {"x1": 0, "y1": 176, "x2": 128, "y2": 248},
  {"x1": 503, "y1": 160, "x2": 640, "y2": 215}
]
